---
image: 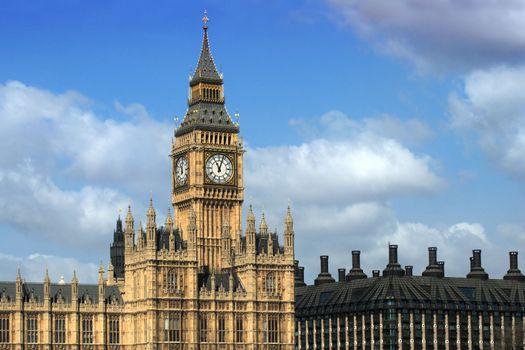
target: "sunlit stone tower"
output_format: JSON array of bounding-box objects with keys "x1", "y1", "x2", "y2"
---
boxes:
[{"x1": 0, "y1": 13, "x2": 295, "y2": 350}]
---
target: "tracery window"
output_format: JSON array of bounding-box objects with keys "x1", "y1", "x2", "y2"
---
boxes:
[
  {"x1": 54, "y1": 314, "x2": 66, "y2": 344},
  {"x1": 0, "y1": 314, "x2": 9, "y2": 343},
  {"x1": 166, "y1": 269, "x2": 181, "y2": 293},
  {"x1": 26, "y1": 315, "x2": 38, "y2": 343},
  {"x1": 263, "y1": 315, "x2": 279, "y2": 344},
  {"x1": 199, "y1": 314, "x2": 208, "y2": 343},
  {"x1": 81, "y1": 315, "x2": 93, "y2": 344},
  {"x1": 108, "y1": 316, "x2": 120, "y2": 344},
  {"x1": 265, "y1": 272, "x2": 276, "y2": 294},
  {"x1": 235, "y1": 315, "x2": 244, "y2": 343},
  {"x1": 164, "y1": 313, "x2": 181, "y2": 342},
  {"x1": 218, "y1": 314, "x2": 226, "y2": 343}
]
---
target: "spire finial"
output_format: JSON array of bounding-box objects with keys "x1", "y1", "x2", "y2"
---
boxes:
[{"x1": 202, "y1": 10, "x2": 209, "y2": 30}]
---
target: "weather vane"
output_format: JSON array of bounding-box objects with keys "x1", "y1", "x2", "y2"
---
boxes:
[{"x1": 202, "y1": 10, "x2": 209, "y2": 29}]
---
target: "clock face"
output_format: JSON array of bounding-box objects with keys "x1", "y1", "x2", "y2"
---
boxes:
[
  {"x1": 175, "y1": 156, "x2": 188, "y2": 185},
  {"x1": 206, "y1": 154, "x2": 233, "y2": 184}
]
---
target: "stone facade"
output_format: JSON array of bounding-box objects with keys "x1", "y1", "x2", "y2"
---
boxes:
[{"x1": 0, "y1": 16, "x2": 295, "y2": 350}]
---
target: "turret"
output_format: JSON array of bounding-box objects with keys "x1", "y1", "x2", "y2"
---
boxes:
[
  {"x1": 166, "y1": 208, "x2": 176, "y2": 252},
  {"x1": 15, "y1": 269, "x2": 23, "y2": 303},
  {"x1": 314, "y1": 255, "x2": 335, "y2": 285},
  {"x1": 259, "y1": 212, "x2": 268, "y2": 236},
  {"x1": 137, "y1": 222, "x2": 144, "y2": 249},
  {"x1": 146, "y1": 197, "x2": 157, "y2": 249},
  {"x1": 246, "y1": 205, "x2": 256, "y2": 254},
  {"x1": 43, "y1": 269, "x2": 50, "y2": 306},
  {"x1": 71, "y1": 271, "x2": 78, "y2": 305},
  {"x1": 125, "y1": 205, "x2": 135, "y2": 251},
  {"x1": 467, "y1": 249, "x2": 489, "y2": 280},
  {"x1": 107, "y1": 262, "x2": 115, "y2": 285},
  {"x1": 98, "y1": 263, "x2": 105, "y2": 305},
  {"x1": 221, "y1": 215, "x2": 231, "y2": 260},
  {"x1": 284, "y1": 205, "x2": 294, "y2": 256},
  {"x1": 267, "y1": 232, "x2": 274, "y2": 256},
  {"x1": 187, "y1": 209, "x2": 197, "y2": 252}
]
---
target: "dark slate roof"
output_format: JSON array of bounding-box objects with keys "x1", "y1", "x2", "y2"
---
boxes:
[
  {"x1": 190, "y1": 27, "x2": 222, "y2": 86},
  {"x1": 156, "y1": 226, "x2": 184, "y2": 251},
  {"x1": 0, "y1": 282, "x2": 123, "y2": 305},
  {"x1": 175, "y1": 102, "x2": 238, "y2": 137},
  {"x1": 295, "y1": 275, "x2": 525, "y2": 317}
]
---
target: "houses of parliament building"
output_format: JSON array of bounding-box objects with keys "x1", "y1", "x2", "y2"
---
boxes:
[
  {"x1": 0, "y1": 15, "x2": 296, "y2": 350},
  {"x1": 2, "y1": 13, "x2": 525, "y2": 350}
]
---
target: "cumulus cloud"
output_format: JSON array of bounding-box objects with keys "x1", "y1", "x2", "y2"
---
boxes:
[
  {"x1": 0, "y1": 252, "x2": 99, "y2": 284},
  {"x1": 0, "y1": 81, "x2": 173, "y2": 252},
  {"x1": 247, "y1": 111, "x2": 442, "y2": 210},
  {"x1": 449, "y1": 66, "x2": 525, "y2": 178},
  {"x1": 244, "y1": 111, "x2": 453, "y2": 281},
  {"x1": 327, "y1": 0, "x2": 525, "y2": 71}
]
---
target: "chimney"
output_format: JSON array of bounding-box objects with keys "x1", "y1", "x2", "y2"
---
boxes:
[
  {"x1": 405, "y1": 266, "x2": 413, "y2": 276},
  {"x1": 338, "y1": 268, "x2": 346, "y2": 282},
  {"x1": 294, "y1": 261, "x2": 307, "y2": 287},
  {"x1": 372, "y1": 270, "x2": 380, "y2": 278},
  {"x1": 437, "y1": 261, "x2": 445, "y2": 278},
  {"x1": 389, "y1": 245, "x2": 398, "y2": 265},
  {"x1": 504, "y1": 251, "x2": 525, "y2": 282},
  {"x1": 314, "y1": 255, "x2": 335, "y2": 285},
  {"x1": 383, "y1": 244, "x2": 404, "y2": 277},
  {"x1": 298, "y1": 267, "x2": 306, "y2": 286},
  {"x1": 346, "y1": 250, "x2": 367, "y2": 281},
  {"x1": 422, "y1": 247, "x2": 442, "y2": 278},
  {"x1": 467, "y1": 249, "x2": 488, "y2": 280}
]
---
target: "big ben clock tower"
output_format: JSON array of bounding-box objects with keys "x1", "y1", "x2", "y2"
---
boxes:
[{"x1": 172, "y1": 13, "x2": 243, "y2": 270}]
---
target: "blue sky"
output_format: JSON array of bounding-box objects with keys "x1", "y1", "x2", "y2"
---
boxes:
[{"x1": 1, "y1": 1, "x2": 525, "y2": 283}]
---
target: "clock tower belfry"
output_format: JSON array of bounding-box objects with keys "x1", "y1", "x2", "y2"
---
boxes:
[{"x1": 172, "y1": 14, "x2": 243, "y2": 271}]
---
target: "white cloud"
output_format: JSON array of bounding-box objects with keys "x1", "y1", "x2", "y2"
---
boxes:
[
  {"x1": 0, "y1": 252, "x2": 99, "y2": 284},
  {"x1": 449, "y1": 66, "x2": 525, "y2": 178},
  {"x1": 327, "y1": 0, "x2": 525, "y2": 71},
  {"x1": 247, "y1": 111, "x2": 442, "y2": 209},
  {"x1": 0, "y1": 81, "x2": 173, "y2": 252}
]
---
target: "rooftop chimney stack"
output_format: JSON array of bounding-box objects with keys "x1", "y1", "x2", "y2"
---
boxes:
[
  {"x1": 294, "y1": 260, "x2": 307, "y2": 287},
  {"x1": 422, "y1": 247, "x2": 442, "y2": 278},
  {"x1": 314, "y1": 255, "x2": 335, "y2": 285},
  {"x1": 504, "y1": 251, "x2": 525, "y2": 282},
  {"x1": 346, "y1": 250, "x2": 367, "y2": 281},
  {"x1": 405, "y1": 266, "x2": 413, "y2": 276},
  {"x1": 338, "y1": 268, "x2": 346, "y2": 282},
  {"x1": 383, "y1": 244, "x2": 404, "y2": 277},
  {"x1": 467, "y1": 249, "x2": 489, "y2": 280},
  {"x1": 437, "y1": 261, "x2": 445, "y2": 278}
]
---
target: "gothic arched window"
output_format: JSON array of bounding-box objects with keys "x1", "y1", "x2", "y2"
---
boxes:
[
  {"x1": 265, "y1": 273, "x2": 276, "y2": 295},
  {"x1": 167, "y1": 270, "x2": 177, "y2": 292}
]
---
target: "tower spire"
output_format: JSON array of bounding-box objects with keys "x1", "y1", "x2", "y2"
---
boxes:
[{"x1": 191, "y1": 11, "x2": 221, "y2": 86}]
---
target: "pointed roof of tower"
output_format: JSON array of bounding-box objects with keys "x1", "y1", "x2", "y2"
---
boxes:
[
  {"x1": 125, "y1": 204, "x2": 133, "y2": 223},
  {"x1": 190, "y1": 10, "x2": 222, "y2": 86},
  {"x1": 175, "y1": 12, "x2": 238, "y2": 137},
  {"x1": 285, "y1": 205, "x2": 293, "y2": 224},
  {"x1": 260, "y1": 212, "x2": 268, "y2": 233},
  {"x1": 165, "y1": 207, "x2": 173, "y2": 227}
]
